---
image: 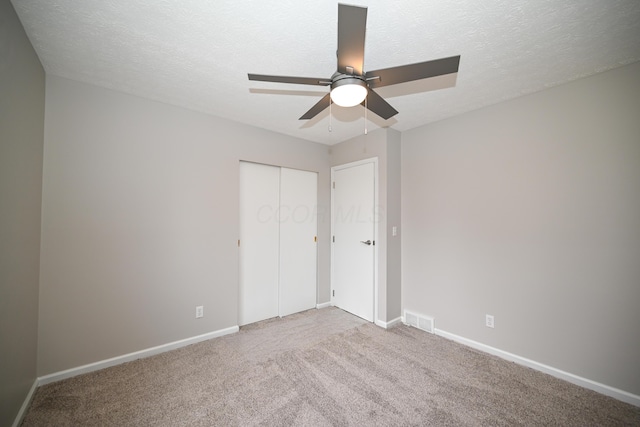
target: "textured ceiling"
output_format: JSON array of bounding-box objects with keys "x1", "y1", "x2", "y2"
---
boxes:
[{"x1": 11, "y1": 0, "x2": 640, "y2": 145}]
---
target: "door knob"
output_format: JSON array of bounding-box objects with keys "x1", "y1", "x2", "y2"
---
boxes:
[{"x1": 360, "y1": 240, "x2": 372, "y2": 245}]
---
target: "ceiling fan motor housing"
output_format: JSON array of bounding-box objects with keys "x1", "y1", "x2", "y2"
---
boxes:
[{"x1": 331, "y1": 73, "x2": 367, "y2": 89}]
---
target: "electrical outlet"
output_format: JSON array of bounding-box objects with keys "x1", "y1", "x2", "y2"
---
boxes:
[
  {"x1": 196, "y1": 306, "x2": 204, "y2": 319},
  {"x1": 485, "y1": 314, "x2": 494, "y2": 328}
]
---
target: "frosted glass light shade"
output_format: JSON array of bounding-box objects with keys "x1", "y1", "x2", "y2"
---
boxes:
[{"x1": 330, "y1": 79, "x2": 367, "y2": 107}]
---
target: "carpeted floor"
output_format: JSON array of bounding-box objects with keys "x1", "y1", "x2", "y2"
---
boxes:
[{"x1": 22, "y1": 307, "x2": 640, "y2": 426}]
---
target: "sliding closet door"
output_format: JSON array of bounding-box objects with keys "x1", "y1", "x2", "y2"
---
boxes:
[
  {"x1": 279, "y1": 168, "x2": 317, "y2": 317},
  {"x1": 239, "y1": 162, "x2": 280, "y2": 326},
  {"x1": 239, "y1": 162, "x2": 318, "y2": 326}
]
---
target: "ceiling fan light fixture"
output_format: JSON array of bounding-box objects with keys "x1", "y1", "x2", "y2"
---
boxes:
[{"x1": 330, "y1": 78, "x2": 367, "y2": 107}]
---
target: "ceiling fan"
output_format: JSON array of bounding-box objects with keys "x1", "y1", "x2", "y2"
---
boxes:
[{"x1": 248, "y1": 3, "x2": 460, "y2": 121}]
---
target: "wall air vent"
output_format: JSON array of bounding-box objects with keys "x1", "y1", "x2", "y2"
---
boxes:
[{"x1": 404, "y1": 310, "x2": 434, "y2": 334}]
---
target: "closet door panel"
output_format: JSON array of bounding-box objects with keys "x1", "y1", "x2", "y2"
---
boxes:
[
  {"x1": 279, "y1": 168, "x2": 318, "y2": 317},
  {"x1": 239, "y1": 162, "x2": 280, "y2": 326}
]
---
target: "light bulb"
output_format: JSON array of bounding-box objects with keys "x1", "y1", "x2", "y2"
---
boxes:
[{"x1": 330, "y1": 79, "x2": 367, "y2": 107}]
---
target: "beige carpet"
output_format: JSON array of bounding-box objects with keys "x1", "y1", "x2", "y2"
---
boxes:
[{"x1": 22, "y1": 307, "x2": 640, "y2": 426}]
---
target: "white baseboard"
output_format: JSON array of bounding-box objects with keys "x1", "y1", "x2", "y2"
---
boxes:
[
  {"x1": 12, "y1": 379, "x2": 38, "y2": 427},
  {"x1": 435, "y1": 328, "x2": 640, "y2": 407},
  {"x1": 37, "y1": 325, "x2": 239, "y2": 386},
  {"x1": 375, "y1": 316, "x2": 402, "y2": 329},
  {"x1": 316, "y1": 301, "x2": 332, "y2": 309}
]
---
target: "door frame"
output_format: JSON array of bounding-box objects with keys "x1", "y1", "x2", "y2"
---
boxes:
[{"x1": 330, "y1": 157, "x2": 379, "y2": 323}]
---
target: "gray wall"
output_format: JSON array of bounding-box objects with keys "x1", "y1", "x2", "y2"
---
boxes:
[
  {"x1": 385, "y1": 130, "x2": 401, "y2": 321},
  {"x1": 38, "y1": 76, "x2": 330, "y2": 375},
  {"x1": 330, "y1": 128, "x2": 402, "y2": 323},
  {"x1": 0, "y1": 1, "x2": 45, "y2": 424},
  {"x1": 401, "y1": 62, "x2": 640, "y2": 395}
]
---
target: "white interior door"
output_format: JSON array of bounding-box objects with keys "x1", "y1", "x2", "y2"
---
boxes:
[
  {"x1": 278, "y1": 168, "x2": 317, "y2": 317},
  {"x1": 239, "y1": 162, "x2": 280, "y2": 326},
  {"x1": 332, "y1": 160, "x2": 376, "y2": 322}
]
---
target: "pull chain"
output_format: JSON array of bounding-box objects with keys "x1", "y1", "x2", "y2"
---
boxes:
[
  {"x1": 364, "y1": 96, "x2": 368, "y2": 135},
  {"x1": 328, "y1": 97, "x2": 332, "y2": 132}
]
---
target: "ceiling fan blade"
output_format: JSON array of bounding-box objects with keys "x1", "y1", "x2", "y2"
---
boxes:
[
  {"x1": 337, "y1": 4, "x2": 367, "y2": 76},
  {"x1": 248, "y1": 74, "x2": 331, "y2": 86},
  {"x1": 365, "y1": 89, "x2": 398, "y2": 120},
  {"x1": 299, "y1": 93, "x2": 331, "y2": 120},
  {"x1": 366, "y1": 55, "x2": 460, "y2": 89}
]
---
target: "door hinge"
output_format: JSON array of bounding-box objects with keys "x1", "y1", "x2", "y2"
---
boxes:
[
  {"x1": 332, "y1": 235, "x2": 335, "y2": 243},
  {"x1": 332, "y1": 290, "x2": 335, "y2": 297},
  {"x1": 332, "y1": 181, "x2": 335, "y2": 189},
  {"x1": 237, "y1": 239, "x2": 240, "y2": 247},
  {"x1": 314, "y1": 236, "x2": 317, "y2": 242},
  {"x1": 373, "y1": 240, "x2": 375, "y2": 246}
]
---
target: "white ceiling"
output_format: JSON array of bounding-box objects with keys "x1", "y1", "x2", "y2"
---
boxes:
[{"x1": 12, "y1": 0, "x2": 640, "y2": 145}]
